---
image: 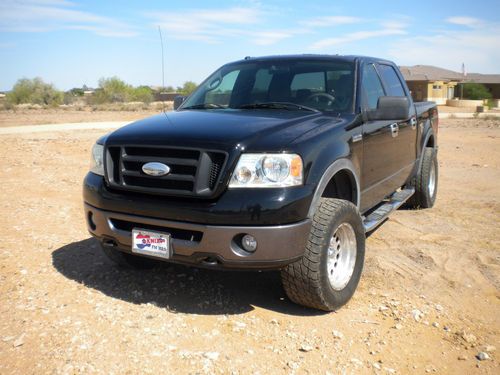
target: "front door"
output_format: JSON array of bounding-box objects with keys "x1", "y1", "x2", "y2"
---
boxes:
[{"x1": 360, "y1": 63, "x2": 413, "y2": 211}]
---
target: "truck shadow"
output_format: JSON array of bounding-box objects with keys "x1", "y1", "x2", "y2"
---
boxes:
[{"x1": 52, "y1": 238, "x2": 325, "y2": 316}]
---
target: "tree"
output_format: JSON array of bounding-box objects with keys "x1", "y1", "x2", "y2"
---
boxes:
[
  {"x1": 92, "y1": 77, "x2": 133, "y2": 104},
  {"x1": 177, "y1": 81, "x2": 198, "y2": 95},
  {"x1": 6, "y1": 78, "x2": 63, "y2": 106},
  {"x1": 68, "y1": 88, "x2": 84, "y2": 97},
  {"x1": 462, "y1": 83, "x2": 492, "y2": 100},
  {"x1": 131, "y1": 86, "x2": 154, "y2": 103}
]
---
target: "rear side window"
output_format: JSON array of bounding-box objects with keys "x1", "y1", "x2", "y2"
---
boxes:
[
  {"x1": 378, "y1": 64, "x2": 406, "y2": 96},
  {"x1": 361, "y1": 64, "x2": 385, "y2": 110}
]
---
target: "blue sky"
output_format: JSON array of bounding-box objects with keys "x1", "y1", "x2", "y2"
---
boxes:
[{"x1": 1, "y1": 0, "x2": 499, "y2": 91}]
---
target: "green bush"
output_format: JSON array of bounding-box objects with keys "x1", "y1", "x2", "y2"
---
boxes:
[
  {"x1": 63, "y1": 87, "x2": 85, "y2": 104},
  {"x1": 462, "y1": 83, "x2": 492, "y2": 100},
  {"x1": 177, "y1": 81, "x2": 198, "y2": 96},
  {"x1": 131, "y1": 86, "x2": 154, "y2": 103},
  {"x1": 6, "y1": 78, "x2": 63, "y2": 106},
  {"x1": 92, "y1": 77, "x2": 133, "y2": 104}
]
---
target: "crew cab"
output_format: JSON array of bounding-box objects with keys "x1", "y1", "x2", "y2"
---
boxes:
[{"x1": 84, "y1": 55, "x2": 438, "y2": 311}]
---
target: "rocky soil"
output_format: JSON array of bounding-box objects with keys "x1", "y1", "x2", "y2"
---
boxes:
[{"x1": 0, "y1": 118, "x2": 498, "y2": 374}]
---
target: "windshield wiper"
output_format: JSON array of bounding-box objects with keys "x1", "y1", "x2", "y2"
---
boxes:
[
  {"x1": 181, "y1": 103, "x2": 226, "y2": 110},
  {"x1": 236, "y1": 102, "x2": 319, "y2": 112}
]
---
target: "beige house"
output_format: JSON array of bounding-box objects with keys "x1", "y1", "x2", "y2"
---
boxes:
[
  {"x1": 399, "y1": 65, "x2": 463, "y2": 105},
  {"x1": 399, "y1": 65, "x2": 500, "y2": 105}
]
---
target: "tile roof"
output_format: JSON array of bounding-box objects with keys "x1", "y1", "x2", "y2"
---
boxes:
[
  {"x1": 399, "y1": 65, "x2": 464, "y2": 81},
  {"x1": 466, "y1": 73, "x2": 500, "y2": 84},
  {"x1": 399, "y1": 65, "x2": 500, "y2": 84}
]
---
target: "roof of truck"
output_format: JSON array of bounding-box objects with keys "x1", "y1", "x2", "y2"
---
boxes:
[{"x1": 228, "y1": 54, "x2": 393, "y2": 65}]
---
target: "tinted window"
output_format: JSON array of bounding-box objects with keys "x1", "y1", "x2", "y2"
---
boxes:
[
  {"x1": 204, "y1": 70, "x2": 240, "y2": 106},
  {"x1": 182, "y1": 60, "x2": 354, "y2": 112},
  {"x1": 378, "y1": 64, "x2": 406, "y2": 96},
  {"x1": 362, "y1": 64, "x2": 385, "y2": 110},
  {"x1": 291, "y1": 72, "x2": 325, "y2": 92}
]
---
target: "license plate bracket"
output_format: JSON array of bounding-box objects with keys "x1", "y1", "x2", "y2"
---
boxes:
[{"x1": 131, "y1": 228, "x2": 171, "y2": 259}]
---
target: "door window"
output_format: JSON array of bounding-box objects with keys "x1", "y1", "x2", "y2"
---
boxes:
[
  {"x1": 378, "y1": 64, "x2": 406, "y2": 97},
  {"x1": 362, "y1": 64, "x2": 385, "y2": 110}
]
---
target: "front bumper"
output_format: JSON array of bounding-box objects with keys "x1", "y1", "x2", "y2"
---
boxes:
[
  {"x1": 85, "y1": 203, "x2": 311, "y2": 269},
  {"x1": 83, "y1": 172, "x2": 314, "y2": 226}
]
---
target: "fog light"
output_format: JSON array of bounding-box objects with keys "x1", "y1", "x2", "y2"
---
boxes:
[{"x1": 241, "y1": 234, "x2": 257, "y2": 252}]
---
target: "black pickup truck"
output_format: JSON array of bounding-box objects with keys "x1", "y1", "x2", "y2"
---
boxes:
[{"x1": 84, "y1": 55, "x2": 438, "y2": 311}]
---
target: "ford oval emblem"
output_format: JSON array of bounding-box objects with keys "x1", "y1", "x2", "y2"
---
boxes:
[{"x1": 142, "y1": 162, "x2": 170, "y2": 177}]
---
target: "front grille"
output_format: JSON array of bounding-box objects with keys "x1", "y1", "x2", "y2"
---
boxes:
[
  {"x1": 105, "y1": 145, "x2": 227, "y2": 197},
  {"x1": 110, "y1": 218, "x2": 203, "y2": 242}
]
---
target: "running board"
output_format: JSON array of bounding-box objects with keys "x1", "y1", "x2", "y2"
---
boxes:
[{"x1": 363, "y1": 187, "x2": 415, "y2": 233}]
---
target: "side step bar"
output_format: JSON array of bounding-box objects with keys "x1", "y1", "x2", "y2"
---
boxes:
[{"x1": 363, "y1": 187, "x2": 415, "y2": 233}]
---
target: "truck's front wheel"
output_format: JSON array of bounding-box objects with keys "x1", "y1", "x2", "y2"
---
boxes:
[{"x1": 281, "y1": 198, "x2": 365, "y2": 311}]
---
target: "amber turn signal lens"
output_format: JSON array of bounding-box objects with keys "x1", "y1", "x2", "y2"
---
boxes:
[{"x1": 290, "y1": 155, "x2": 303, "y2": 178}]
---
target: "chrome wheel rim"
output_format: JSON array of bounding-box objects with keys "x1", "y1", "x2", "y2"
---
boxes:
[
  {"x1": 428, "y1": 162, "x2": 436, "y2": 198},
  {"x1": 327, "y1": 223, "x2": 357, "y2": 290}
]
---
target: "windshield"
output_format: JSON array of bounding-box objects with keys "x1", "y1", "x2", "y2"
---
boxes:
[{"x1": 181, "y1": 59, "x2": 355, "y2": 113}]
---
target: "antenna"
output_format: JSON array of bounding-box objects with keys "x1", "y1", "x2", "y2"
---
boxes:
[{"x1": 158, "y1": 25, "x2": 166, "y2": 112}]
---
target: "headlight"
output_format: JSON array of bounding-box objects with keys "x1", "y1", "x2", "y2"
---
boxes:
[
  {"x1": 90, "y1": 143, "x2": 104, "y2": 176},
  {"x1": 229, "y1": 153, "x2": 303, "y2": 188}
]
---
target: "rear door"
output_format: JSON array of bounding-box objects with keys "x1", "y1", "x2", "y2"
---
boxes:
[
  {"x1": 360, "y1": 63, "x2": 405, "y2": 211},
  {"x1": 376, "y1": 63, "x2": 417, "y2": 179}
]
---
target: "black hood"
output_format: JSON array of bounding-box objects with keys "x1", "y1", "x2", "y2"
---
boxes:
[{"x1": 105, "y1": 109, "x2": 340, "y2": 152}]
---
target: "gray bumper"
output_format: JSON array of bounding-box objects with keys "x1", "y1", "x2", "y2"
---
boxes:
[{"x1": 84, "y1": 203, "x2": 311, "y2": 269}]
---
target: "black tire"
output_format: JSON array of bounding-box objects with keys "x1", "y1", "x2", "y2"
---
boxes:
[
  {"x1": 407, "y1": 147, "x2": 438, "y2": 209},
  {"x1": 281, "y1": 198, "x2": 365, "y2": 311},
  {"x1": 100, "y1": 243, "x2": 158, "y2": 269}
]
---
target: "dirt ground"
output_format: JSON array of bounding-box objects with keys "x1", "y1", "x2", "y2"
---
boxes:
[
  {"x1": 0, "y1": 108, "x2": 160, "y2": 127},
  {"x1": 0, "y1": 117, "x2": 498, "y2": 374}
]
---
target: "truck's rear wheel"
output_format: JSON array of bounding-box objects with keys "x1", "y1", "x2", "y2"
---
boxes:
[
  {"x1": 281, "y1": 198, "x2": 365, "y2": 311},
  {"x1": 407, "y1": 147, "x2": 438, "y2": 209},
  {"x1": 100, "y1": 243, "x2": 158, "y2": 269}
]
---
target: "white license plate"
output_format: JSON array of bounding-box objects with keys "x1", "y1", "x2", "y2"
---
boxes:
[{"x1": 131, "y1": 228, "x2": 171, "y2": 259}]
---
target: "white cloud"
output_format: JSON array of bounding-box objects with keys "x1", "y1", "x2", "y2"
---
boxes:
[
  {"x1": 387, "y1": 22, "x2": 500, "y2": 74},
  {"x1": 446, "y1": 16, "x2": 482, "y2": 27},
  {"x1": 251, "y1": 31, "x2": 293, "y2": 46},
  {"x1": 300, "y1": 16, "x2": 361, "y2": 28},
  {"x1": 310, "y1": 28, "x2": 407, "y2": 50},
  {"x1": 147, "y1": 7, "x2": 262, "y2": 43},
  {"x1": 148, "y1": 6, "x2": 296, "y2": 45},
  {"x1": 0, "y1": 0, "x2": 137, "y2": 37}
]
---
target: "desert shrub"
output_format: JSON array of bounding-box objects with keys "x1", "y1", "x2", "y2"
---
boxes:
[
  {"x1": 177, "y1": 81, "x2": 197, "y2": 96},
  {"x1": 63, "y1": 88, "x2": 86, "y2": 105},
  {"x1": 6, "y1": 78, "x2": 63, "y2": 106},
  {"x1": 131, "y1": 86, "x2": 154, "y2": 104},
  {"x1": 91, "y1": 77, "x2": 133, "y2": 104},
  {"x1": 462, "y1": 83, "x2": 492, "y2": 100}
]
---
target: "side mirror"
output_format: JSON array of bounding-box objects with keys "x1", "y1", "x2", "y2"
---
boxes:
[
  {"x1": 367, "y1": 96, "x2": 409, "y2": 121},
  {"x1": 173, "y1": 95, "x2": 186, "y2": 110}
]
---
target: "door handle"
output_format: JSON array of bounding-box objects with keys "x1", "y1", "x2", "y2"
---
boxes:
[
  {"x1": 390, "y1": 123, "x2": 399, "y2": 138},
  {"x1": 410, "y1": 117, "x2": 417, "y2": 129},
  {"x1": 352, "y1": 133, "x2": 363, "y2": 143}
]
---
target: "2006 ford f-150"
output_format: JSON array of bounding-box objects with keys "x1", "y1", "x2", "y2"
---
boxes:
[{"x1": 84, "y1": 55, "x2": 438, "y2": 311}]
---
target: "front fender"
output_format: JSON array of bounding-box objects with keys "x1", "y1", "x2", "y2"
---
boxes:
[{"x1": 307, "y1": 158, "x2": 361, "y2": 218}]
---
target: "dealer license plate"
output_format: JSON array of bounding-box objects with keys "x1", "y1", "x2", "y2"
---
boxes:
[{"x1": 131, "y1": 228, "x2": 171, "y2": 259}]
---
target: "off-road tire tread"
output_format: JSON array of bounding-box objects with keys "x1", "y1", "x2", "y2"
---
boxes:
[
  {"x1": 281, "y1": 198, "x2": 363, "y2": 311},
  {"x1": 407, "y1": 147, "x2": 437, "y2": 208}
]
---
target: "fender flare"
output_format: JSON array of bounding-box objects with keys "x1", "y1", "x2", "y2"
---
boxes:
[
  {"x1": 307, "y1": 158, "x2": 360, "y2": 218},
  {"x1": 417, "y1": 127, "x2": 436, "y2": 174}
]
